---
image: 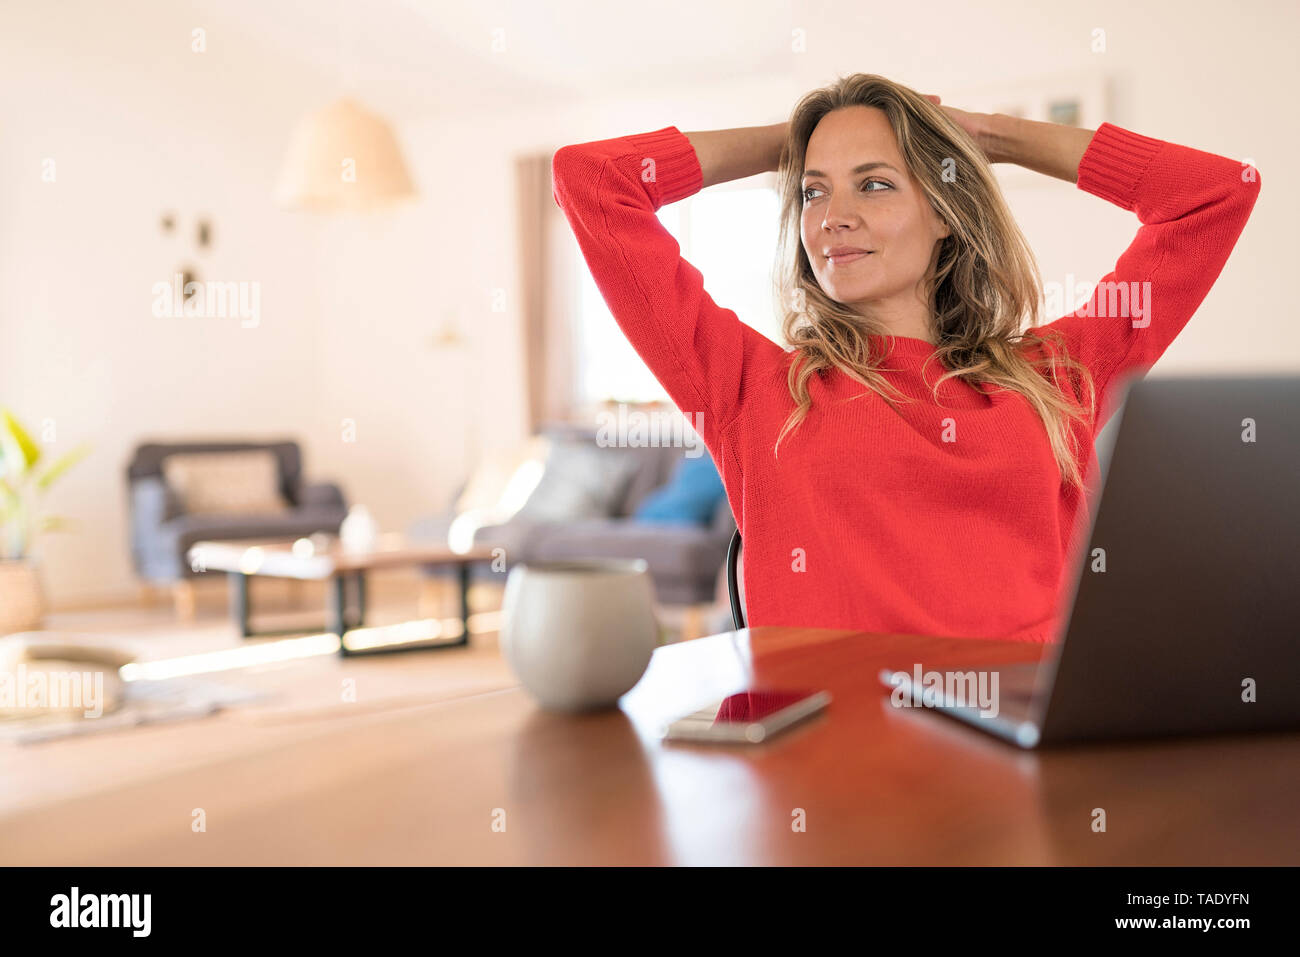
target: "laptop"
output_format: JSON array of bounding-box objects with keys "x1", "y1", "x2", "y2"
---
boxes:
[{"x1": 878, "y1": 374, "x2": 1300, "y2": 748}]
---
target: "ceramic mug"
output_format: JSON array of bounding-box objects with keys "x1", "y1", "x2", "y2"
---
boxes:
[{"x1": 500, "y1": 559, "x2": 659, "y2": 712}]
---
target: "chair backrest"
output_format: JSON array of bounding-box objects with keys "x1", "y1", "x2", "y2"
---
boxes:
[
  {"x1": 726, "y1": 527, "x2": 745, "y2": 630},
  {"x1": 126, "y1": 440, "x2": 303, "y2": 506}
]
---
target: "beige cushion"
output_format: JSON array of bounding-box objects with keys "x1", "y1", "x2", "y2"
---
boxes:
[
  {"x1": 161, "y1": 450, "x2": 289, "y2": 516},
  {"x1": 445, "y1": 437, "x2": 551, "y2": 553},
  {"x1": 453, "y1": 435, "x2": 551, "y2": 515}
]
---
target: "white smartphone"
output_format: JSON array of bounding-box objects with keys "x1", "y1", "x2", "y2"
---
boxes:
[{"x1": 659, "y1": 689, "x2": 831, "y2": 744}]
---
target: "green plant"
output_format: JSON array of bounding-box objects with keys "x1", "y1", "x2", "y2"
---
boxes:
[{"x1": 0, "y1": 410, "x2": 91, "y2": 561}]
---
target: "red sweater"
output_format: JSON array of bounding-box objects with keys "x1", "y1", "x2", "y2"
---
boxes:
[{"x1": 551, "y1": 122, "x2": 1260, "y2": 642}]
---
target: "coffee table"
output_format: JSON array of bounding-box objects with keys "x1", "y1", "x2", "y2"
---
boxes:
[{"x1": 186, "y1": 535, "x2": 496, "y2": 656}]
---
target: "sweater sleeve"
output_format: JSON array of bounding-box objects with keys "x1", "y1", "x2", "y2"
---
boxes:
[
  {"x1": 1026, "y1": 121, "x2": 1262, "y2": 431},
  {"x1": 551, "y1": 126, "x2": 785, "y2": 455}
]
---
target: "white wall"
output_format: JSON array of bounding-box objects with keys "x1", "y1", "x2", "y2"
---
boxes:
[
  {"x1": 0, "y1": 3, "x2": 326, "y2": 606},
  {"x1": 1, "y1": 0, "x2": 1293, "y2": 607}
]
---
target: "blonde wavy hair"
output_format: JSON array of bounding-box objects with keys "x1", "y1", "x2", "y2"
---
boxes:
[{"x1": 772, "y1": 73, "x2": 1098, "y2": 491}]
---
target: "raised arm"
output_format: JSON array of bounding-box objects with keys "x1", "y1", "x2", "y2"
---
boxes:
[
  {"x1": 1021, "y1": 121, "x2": 1262, "y2": 429},
  {"x1": 550, "y1": 124, "x2": 789, "y2": 457},
  {"x1": 684, "y1": 123, "x2": 787, "y2": 190}
]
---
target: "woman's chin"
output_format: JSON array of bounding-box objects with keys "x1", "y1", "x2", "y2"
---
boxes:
[{"x1": 825, "y1": 284, "x2": 872, "y2": 304}]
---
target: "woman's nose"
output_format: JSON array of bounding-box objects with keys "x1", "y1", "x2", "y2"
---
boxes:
[{"x1": 822, "y1": 193, "x2": 859, "y2": 231}]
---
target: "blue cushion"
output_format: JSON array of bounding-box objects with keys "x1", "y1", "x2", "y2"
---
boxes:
[{"x1": 632, "y1": 453, "x2": 725, "y2": 526}]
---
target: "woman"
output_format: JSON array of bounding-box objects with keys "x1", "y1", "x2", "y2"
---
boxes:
[{"x1": 551, "y1": 73, "x2": 1260, "y2": 642}]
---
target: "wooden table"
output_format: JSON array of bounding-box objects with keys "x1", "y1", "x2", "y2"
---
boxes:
[
  {"x1": 188, "y1": 535, "x2": 495, "y2": 654},
  {"x1": 1, "y1": 626, "x2": 1296, "y2": 865}
]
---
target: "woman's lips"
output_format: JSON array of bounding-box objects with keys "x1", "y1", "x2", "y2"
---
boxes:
[{"x1": 827, "y1": 251, "x2": 871, "y2": 266}]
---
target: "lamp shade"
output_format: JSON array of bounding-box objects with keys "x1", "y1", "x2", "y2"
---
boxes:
[{"x1": 274, "y1": 97, "x2": 416, "y2": 211}]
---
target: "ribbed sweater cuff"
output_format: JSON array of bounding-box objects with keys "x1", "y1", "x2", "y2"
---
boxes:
[
  {"x1": 620, "y1": 126, "x2": 703, "y2": 207},
  {"x1": 1075, "y1": 121, "x2": 1164, "y2": 210}
]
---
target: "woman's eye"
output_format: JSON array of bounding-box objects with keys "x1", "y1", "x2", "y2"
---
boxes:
[{"x1": 802, "y1": 180, "x2": 891, "y2": 202}]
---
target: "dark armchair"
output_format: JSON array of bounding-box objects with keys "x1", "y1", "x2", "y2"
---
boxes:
[{"x1": 126, "y1": 440, "x2": 347, "y2": 617}]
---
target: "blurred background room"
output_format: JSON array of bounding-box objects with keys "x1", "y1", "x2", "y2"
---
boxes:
[{"x1": 0, "y1": 0, "x2": 1294, "y2": 865}]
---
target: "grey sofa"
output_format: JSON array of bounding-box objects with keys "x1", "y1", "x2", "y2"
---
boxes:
[
  {"x1": 127, "y1": 440, "x2": 348, "y2": 586},
  {"x1": 407, "y1": 424, "x2": 736, "y2": 606}
]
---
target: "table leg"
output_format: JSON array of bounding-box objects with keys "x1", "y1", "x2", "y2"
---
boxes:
[
  {"x1": 230, "y1": 572, "x2": 251, "y2": 638},
  {"x1": 352, "y1": 571, "x2": 367, "y2": 628},
  {"x1": 457, "y1": 561, "x2": 472, "y2": 646},
  {"x1": 329, "y1": 575, "x2": 348, "y2": 638},
  {"x1": 335, "y1": 563, "x2": 478, "y2": 657}
]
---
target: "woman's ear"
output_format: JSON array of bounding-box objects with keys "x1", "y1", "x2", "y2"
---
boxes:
[{"x1": 934, "y1": 214, "x2": 952, "y2": 241}]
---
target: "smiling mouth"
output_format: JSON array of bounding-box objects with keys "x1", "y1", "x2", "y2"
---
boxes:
[{"x1": 826, "y1": 251, "x2": 872, "y2": 265}]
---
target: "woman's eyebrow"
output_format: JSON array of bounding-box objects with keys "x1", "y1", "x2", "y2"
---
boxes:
[{"x1": 802, "y1": 161, "x2": 900, "y2": 180}]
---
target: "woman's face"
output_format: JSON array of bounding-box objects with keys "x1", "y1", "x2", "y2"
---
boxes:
[{"x1": 800, "y1": 105, "x2": 951, "y2": 313}]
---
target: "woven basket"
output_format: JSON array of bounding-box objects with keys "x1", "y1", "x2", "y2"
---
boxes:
[{"x1": 0, "y1": 560, "x2": 45, "y2": 636}]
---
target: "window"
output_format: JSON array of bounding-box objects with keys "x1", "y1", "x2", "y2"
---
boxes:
[{"x1": 571, "y1": 182, "x2": 783, "y2": 408}]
